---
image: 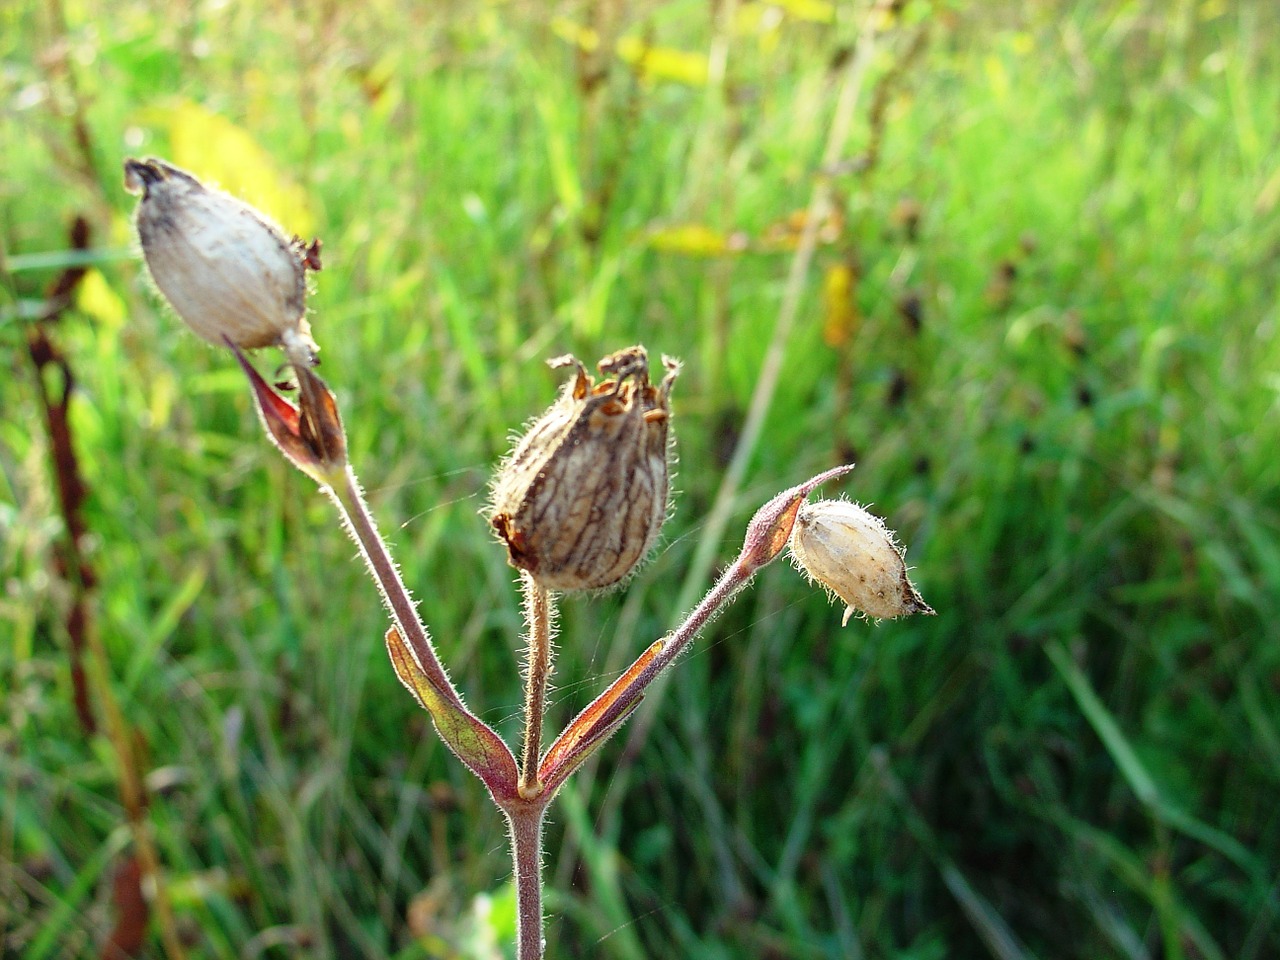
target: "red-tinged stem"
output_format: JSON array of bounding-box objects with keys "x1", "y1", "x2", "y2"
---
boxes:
[
  {"x1": 329, "y1": 466, "x2": 465, "y2": 711},
  {"x1": 81, "y1": 615, "x2": 188, "y2": 960},
  {"x1": 539, "y1": 559, "x2": 752, "y2": 794},
  {"x1": 636, "y1": 468, "x2": 851, "y2": 685},
  {"x1": 647, "y1": 560, "x2": 747, "y2": 686},
  {"x1": 506, "y1": 801, "x2": 548, "y2": 960}
]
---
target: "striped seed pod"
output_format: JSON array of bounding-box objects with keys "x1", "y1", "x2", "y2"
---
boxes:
[
  {"x1": 490, "y1": 346, "x2": 680, "y2": 592},
  {"x1": 124, "y1": 157, "x2": 318, "y2": 365}
]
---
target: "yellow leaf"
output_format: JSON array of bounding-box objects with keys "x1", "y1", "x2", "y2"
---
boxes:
[
  {"x1": 646, "y1": 223, "x2": 748, "y2": 256},
  {"x1": 984, "y1": 55, "x2": 1010, "y2": 103},
  {"x1": 822, "y1": 262, "x2": 859, "y2": 347},
  {"x1": 76, "y1": 269, "x2": 126, "y2": 331},
  {"x1": 760, "y1": 206, "x2": 845, "y2": 251},
  {"x1": 617, "y1": 37, "x2": 708, "y2": 86},
  {"x1": 553, "y1": 19, "x2": 707, "y2": 86},
  {"x1": 734, "y1": 4, "x2": 785, "y2": 56},
  {"x1": 340, "y1": 109, "x2": 363, "y2": 145},
  {"x1": 552, "y1": 17, "x2": 600, "y2": 52},
  {"x1": 770, "y1": 0, "x2": 835, "y2": 24},
  {"x1": 146, "y1": 98, "x2": 315, "y2": 236}
]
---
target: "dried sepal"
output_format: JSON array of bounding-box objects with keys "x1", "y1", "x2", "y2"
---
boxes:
[
  {"x1": 124, "y1": 157, "x2": 318, "y2": 366},
  {"x1": 229, "y1": 340, "x2": 347, "y2": 485},
  {"x1": 737, "y1": 464, "x2": 856, "y2": 575},
  {"x1": 489, "y1": 346, "x2": 679, "y2": 592},
  {"x1": 538, "y1": 638, "x2": 664, "y2": 795},
  {"x1": 789, "y1": 499, "x2": 934, "y2": 624}
]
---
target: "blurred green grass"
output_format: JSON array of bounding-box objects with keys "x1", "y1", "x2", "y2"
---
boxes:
[{"x1": 3, "y1": 0, "x2": 1279, "y2": 957}]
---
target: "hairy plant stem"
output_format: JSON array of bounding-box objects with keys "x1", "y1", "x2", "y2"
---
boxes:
[
  {"x1": 520, "y1": 574, "x2": 555, "y2": 797},
  {"x1": 329, "y1": 456, "x2": 551, "y2": 957},
  {"x1": 671, "y1": 557, "x2": 752, "y2": 659},
  {"x1": 328, "y1": 466, "x2": 463, "y2": 710},
  {"x1": 329, "y1": 459, "x2": 553, "y2": 956},
  {"x1": 506, "y1": 801, "x2": 548, "y2": 960}
]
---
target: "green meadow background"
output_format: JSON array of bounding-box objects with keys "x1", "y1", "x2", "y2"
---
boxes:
[{"x1": 3, "y1": 0, "x2": 1278, "y2": 957}]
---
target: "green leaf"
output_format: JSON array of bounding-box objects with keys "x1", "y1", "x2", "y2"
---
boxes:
[
  {"x1": 1047, "y1": 641, "x2": 1263, "y2": 878},
  {"x1": 385, "y1": 627, "x2": 518, "y2": 801}
]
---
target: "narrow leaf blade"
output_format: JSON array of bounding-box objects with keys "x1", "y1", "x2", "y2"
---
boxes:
[{"x1": 540, "y1": 638, "x2": 663, "y2": 792}]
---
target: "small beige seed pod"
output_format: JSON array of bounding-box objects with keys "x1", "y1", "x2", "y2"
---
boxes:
[
  {"x1": 489, "y1": 346, "x2": 679, "y2": 592},
  {"x1": 789, "y1": 499, "x2": 934, "y2": 624},
  {"x1": 124, "y1": 157, "x2": 318, "y2": 365}
]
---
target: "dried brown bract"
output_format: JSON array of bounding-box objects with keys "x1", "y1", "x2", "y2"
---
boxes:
[{"x1": 490, "y1": 346, "x2": 679, "y2": 592}]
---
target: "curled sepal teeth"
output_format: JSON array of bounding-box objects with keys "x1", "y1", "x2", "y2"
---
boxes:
[
  {"x1": 488, "y1": 345, "x2": 679, "y2": 592},
  {"x1": 789, "y1": 499, "x2": 934, "y2": 624}
]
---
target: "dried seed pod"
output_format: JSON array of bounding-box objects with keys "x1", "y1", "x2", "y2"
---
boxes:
[
  {"x1": 789, "y1": 499, "x2": 934, "y2": 624},
  {"x1": 124, "y1": 157, "x2": 318, "y2": 365},
  {"x1": 490, "y1": 346, "x2": 679, "y2": 592}
]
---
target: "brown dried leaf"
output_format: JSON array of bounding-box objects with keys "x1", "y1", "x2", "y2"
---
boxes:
[{"x1": 539, "y1": 638, "x2": 663, "y2": 793}]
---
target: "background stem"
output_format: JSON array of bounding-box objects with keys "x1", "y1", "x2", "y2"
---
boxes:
[
  {"x1": 674, "y1": 7, "x2": 881, "y2": 618},
  {"x1": 83, "y1": 620, "x2": 188, "y2": 960},
  {"x1": 603, "y1": 4, "x2": 884, "y2": 815}
]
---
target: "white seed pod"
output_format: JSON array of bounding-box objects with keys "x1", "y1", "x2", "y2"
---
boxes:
[
  {"x1": 789, "y1": 499, "x2": 934, "y2": 624},
  {"x1": 124, "y1": 157, "x2": 317, "y2": 364},
  {"x1": 489, "y1": 346, "x2": 679, "y2": 592}
]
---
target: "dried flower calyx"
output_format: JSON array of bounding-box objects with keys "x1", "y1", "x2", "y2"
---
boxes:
[
  {"x1": 490, "y1": 346, "x2": 680, "y2": 592},
  {"x1": 789, "y1": 499, "x2": 934, "y2": 624},
  {"x1": 124, "y1": 157, "x2": 319, "y2": 365}
]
